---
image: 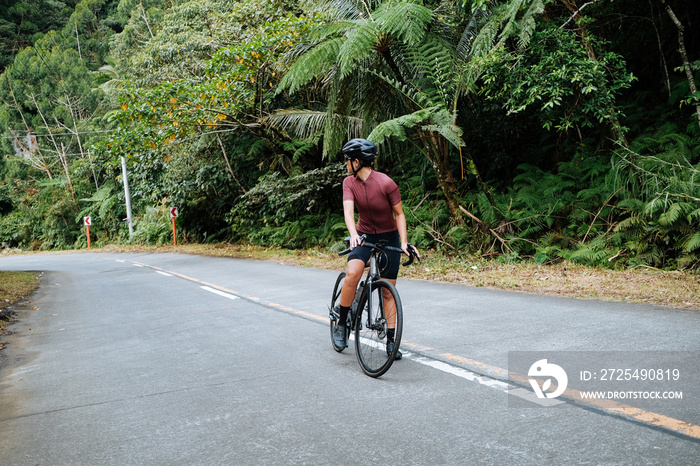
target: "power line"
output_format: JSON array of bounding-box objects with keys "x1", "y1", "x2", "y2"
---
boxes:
[{"x1": 2, "y1": 129, "x2": 116, "y2": 139}]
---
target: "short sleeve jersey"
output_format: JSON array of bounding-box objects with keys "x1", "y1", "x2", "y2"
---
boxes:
[{"x1": 342, "y1": 171, "x2": 401, "y2": 234}]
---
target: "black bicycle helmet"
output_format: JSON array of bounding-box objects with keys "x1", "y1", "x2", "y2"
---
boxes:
[{"x1": 341, "y1": 138, "x2": 377, "y2": 165}]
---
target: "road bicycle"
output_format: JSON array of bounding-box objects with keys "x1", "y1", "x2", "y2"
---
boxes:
[{"x1": 329, "y1": 235, "x2": 419, "y2": 377}]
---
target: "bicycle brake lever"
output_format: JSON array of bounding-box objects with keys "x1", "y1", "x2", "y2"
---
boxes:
[{"x1": 401, "y1": 244, "x2": 421, "y2": 266}]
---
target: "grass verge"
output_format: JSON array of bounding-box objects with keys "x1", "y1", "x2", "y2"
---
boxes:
[{"x1": 0, "y1": 271, "x2": 41, "y2": 332}]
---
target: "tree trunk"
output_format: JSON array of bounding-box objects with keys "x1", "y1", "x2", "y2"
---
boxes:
[
  {"x1": 659, "y1": 0, "x2": 700, "y2": 131},
  {"x1": 560, "y1": 0, "x2": 629, "y2": 145},
  {"x1": 60, "y1": 143, "x2": 78, "y2": 208},
  {"x1": 560, "y1": 0, "x2": 598, "y2": 60},
  {"x1": 414, "y1": 127, "x2": 463, "y2": 221},
  {"x1": 216, "y1": 135, "x2": 247, "y2": 194}
]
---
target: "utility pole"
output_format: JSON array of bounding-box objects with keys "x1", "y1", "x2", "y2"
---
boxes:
[{"x1": 120, "y1": 156, "x2": 134, "y2": 237}]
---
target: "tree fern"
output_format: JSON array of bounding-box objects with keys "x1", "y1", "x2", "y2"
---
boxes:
[
  {"x1": 367, "y1": 107, "x2": 442, "y2": 144},
  {"x1": 421, "y1": 108, "x2": 464, "y2": 149},
  {"x1": 337, "y1": 22, "x2": 380, "y2": 79},
  {"x1": 312, "y1": 0, "x2": 378, "y2": 21},
  {"x1": 375, "y1": 0, "x2": 433, "y2": 45},
  {"x1": 266, "y1": 110, "x2": 328, "y2": 138},
  {"x1": 277, "y1": 37, "x2": 345, "y2": 94},
  {"x1": 657, "y1": 202, "x2": 692, "y2": 227},
  {"x1": 683, "y1": 232, "x2": 700, "y2": 253},
  {"x1": 401, "y1": 39, "x2": 460, "y2": 108},
  {"x1": 468, "y1": 0, "x2": 547, "y2": 59}
]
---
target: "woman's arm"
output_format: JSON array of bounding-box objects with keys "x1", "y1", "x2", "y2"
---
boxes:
[
  {"x1": 344, "y1": 200, "x2": 363, "y2": 248},
  {"x1": 392, "y1": 201, "x2": 409, "y2": 254},
  {"x1": 392, "y1": 201, "x2": 421, "y2": 259}
]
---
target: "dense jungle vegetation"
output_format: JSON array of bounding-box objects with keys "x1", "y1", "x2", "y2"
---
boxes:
[{"x1": 0, "y1": 0, "x2": 699, "y2": 271}]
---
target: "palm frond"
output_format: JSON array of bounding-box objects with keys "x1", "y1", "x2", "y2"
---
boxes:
[
  {"x1": 683, "y1": 232, "x2": 700, "y2": 253},
  {"x1": 421, "y1": 108, "x2": 464, "y2": 149},
  {"x1": 278, "y1": 37, "x2": 345, "y2": 94},
  {"x1": 375, "y1": 0, "x2": 433, "y2": 45},
  {"x1": 368, "y1": 107, "x2": 438, "y2": 144},
  {"x1": 338, "y1": 21, "x2": 380, "y2": 79},
  {"x1": 265, "y1": 110, "x2": 328, "y2": 138}
]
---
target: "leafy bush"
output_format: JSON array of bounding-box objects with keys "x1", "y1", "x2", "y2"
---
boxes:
[
  {"x1": 227, "y1": 164, "x2": 346, "y2": 247},
  {"x1": 131, "y1": 204, "x2": 176, "y2": 245}
]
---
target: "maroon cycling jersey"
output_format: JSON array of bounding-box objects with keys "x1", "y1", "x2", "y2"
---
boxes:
[{"x1": 342, "y1": 171, "x2": 401, "y2": 234}]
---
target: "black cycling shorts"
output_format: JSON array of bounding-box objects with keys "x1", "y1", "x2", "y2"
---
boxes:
[{"x1": 347, "y1": 230, "x2": 401, "y2": 280}]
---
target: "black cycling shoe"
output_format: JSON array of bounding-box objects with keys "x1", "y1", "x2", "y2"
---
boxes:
[
  {"x1": 332, "y1": 321, "x2": 348, "y2": 348},
  {"x1": 386, "y1": 341, "x2": 402, "y2": 360}
]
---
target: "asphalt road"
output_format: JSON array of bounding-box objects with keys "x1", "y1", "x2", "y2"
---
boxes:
[{"x1": 0, "y1": 251, "x2": 699, "y2": 465}]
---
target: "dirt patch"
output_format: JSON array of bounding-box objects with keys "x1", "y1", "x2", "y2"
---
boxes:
[{"x1": 410, "y1": 261, "x2": 700, "y2": 309}]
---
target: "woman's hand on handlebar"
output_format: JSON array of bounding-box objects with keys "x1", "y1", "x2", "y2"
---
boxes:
[
  {"x1": 400, "y1": 242, "x2": 421, "y2": 266},
  {"x1": 349, "y1": 233, "x2": 365, "y2": 249},
  {"x1": 402, "y1": 242, "x2": 420, "y2": 260}
]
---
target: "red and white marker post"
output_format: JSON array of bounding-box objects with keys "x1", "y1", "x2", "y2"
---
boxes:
[
  {"x1": 84, "y1": 217, "x2": 92, "y2": 248},
  {"x1": 170, "y1": 207, "x2": 178, "y2": 246}
]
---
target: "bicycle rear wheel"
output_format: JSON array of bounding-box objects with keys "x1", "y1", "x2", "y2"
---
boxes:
[
  {"x1": 354, "y1": 279, "x2": 403, "y2": 377},
  {"x1": 329, "y1": 272, "x2": 346, "y2": 353}
]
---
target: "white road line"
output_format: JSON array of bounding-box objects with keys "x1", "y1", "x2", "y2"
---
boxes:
[
  {"x1": 155, "y1": 271, "x2": 173, "y2": 276},
  {"x1": 132, "y1": 264, "x2": 144, "y2": 267},
  {"x1": 410, "y1": 355, "x2": 510, "y2": 392},
  {"x1": 200, "y1": 286, "x2": 239, "y2": 300},
  {"x1": 409, "y1": 354, "x2": 565, "y2": 406}
]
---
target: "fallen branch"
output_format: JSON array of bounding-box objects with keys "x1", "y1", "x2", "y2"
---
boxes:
[
  {"x1": 459, "y1": 205, "x2": 513, "y2": 254},
  {"x1": 408, "y1": 206, "x2": 457, "y2": 251},
  {"x1": 582, "y1": 187, "x2": 622, "y2": 243}
]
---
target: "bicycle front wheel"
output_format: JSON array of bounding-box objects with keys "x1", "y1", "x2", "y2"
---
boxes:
[
  {"x1": 354, "y1": 279, "x2": 403, "y2": 377},
  {"x1": 329, "y1": 272, "x2": 346, "y2": 353}
]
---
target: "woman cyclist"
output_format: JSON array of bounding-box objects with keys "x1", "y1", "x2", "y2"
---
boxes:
[{"x1": 332, "y1": 138, "x2": 419, "y2": 359}]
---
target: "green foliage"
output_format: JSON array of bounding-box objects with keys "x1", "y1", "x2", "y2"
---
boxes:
[
  {"x1": 0, "y1": 0, "x2": 699, "y2": 276},
  {"x1": 479, "y1": 22, "x2": 634, "y2": 138},
  {"x1": 131, "y1": 203, "x2": 174, "y2": 245},
  {"x1": 77, "y1": 180, "x2": 131, "y2": 240},
  {"x1": 0, "y1": 0, "x2": 76, "y2": 72},
  {"x1": 228, "y1": 164, "x2": 346, "y2": 247}
]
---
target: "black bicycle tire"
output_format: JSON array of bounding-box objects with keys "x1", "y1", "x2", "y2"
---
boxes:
[
  {"x1": 330, "y1": 272, "x2": 347, "y2": 353},
  {"x1": 353, "y1": 279, "x2": 403, "y2": 377}
]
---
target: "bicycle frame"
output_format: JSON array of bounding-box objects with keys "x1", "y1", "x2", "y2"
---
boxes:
[
  {"x1": 341, "y1": 236, "x2": 413, "y2": 329},
  {"x1": 352, "y1": 244, "x2": 383, "y2": 330}
]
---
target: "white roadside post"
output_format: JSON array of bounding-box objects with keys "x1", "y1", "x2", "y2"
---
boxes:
[{"x1": 121, "y1": 156, "x2": 134, "y2": 237}]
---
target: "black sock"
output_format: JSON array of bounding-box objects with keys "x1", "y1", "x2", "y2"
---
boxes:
[
  {"x1": 339, "y1": 305, "x2": 351, "y2": 327},
  {"x1": 387, "y1": 328, "x2": 395, "y2": 342}
]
